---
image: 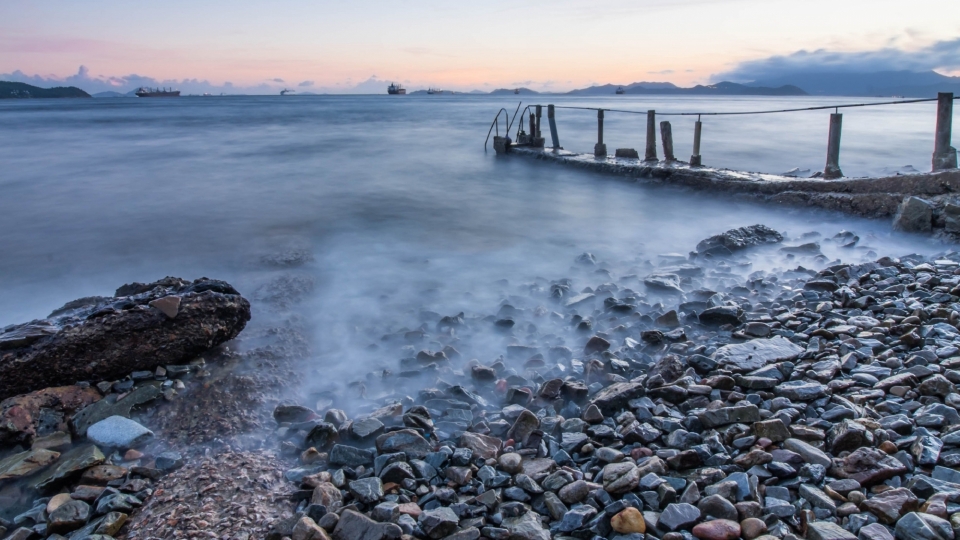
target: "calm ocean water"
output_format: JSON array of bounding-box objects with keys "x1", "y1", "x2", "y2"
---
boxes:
[{"x1": 0, "y1": 95, "x2": 946, "y2": 336}]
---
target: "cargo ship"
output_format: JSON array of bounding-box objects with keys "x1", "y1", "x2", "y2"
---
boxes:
[
  {"x1": 135, "y1": 87, "x2": 180, "y2": 97},
  {"x1": 387, "y1": 83, "x2": 406, "y2": 95}
]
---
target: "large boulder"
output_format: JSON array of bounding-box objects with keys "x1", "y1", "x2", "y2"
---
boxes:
[
  {"x1": 0, "y1": 277, "x2": 251, "y2": 400},
  {"x1": 892, "y1": 196, "x2": 933, "y2": 232},
  {"x1": 696, "y1": 225, "x2": 783, "y2": 256}
]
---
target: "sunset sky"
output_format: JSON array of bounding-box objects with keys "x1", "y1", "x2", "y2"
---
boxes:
[{"x1": 2, "y1": 0, "x2": 959, "y2": 93}]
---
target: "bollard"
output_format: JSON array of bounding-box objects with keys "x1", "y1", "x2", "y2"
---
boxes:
[
  {"x1": 933, "y1": 92, "x2": 957, "y2": 171},
  {"x1": 595, "y1": 109, "x2": 607, "y2": 157},
  {"x1": 660, "y1": 121, "x2": 676, "y2": 162},
  {"x1": 823, "y1": 113, "x2": 843, "y2": 179},
  {"x1": 535, "y1": 105, "x2": 542, "y2": 139},
  {"x1": 644, "y1": 110, "x2": 658, "y2": 162},
  {"x1": 690, "y1": 120, "x2": 703, "y2": 166},
  {"x1": 547, "y1": 104, "x2": 560, "y2": 149}
]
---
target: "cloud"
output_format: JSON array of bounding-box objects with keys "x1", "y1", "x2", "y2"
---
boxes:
[
  {"x1": 647, "y1": 69, "x2": 675, "y2": 75},
  {"x1": 716, "y1": 38, "x2": 960, "y2": 82},
  {"x1": 298, "y1": 80, "x2": 314, "y2": 87},
  {"x1": 271, "y1": 78, "x2": 285, "y2": 83}
]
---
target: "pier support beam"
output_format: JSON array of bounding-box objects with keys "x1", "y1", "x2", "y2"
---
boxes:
[
  {"x1": 644, "y1": 110, "x2": 658, "y2": 162},
  {"x1": 933, "y1": 92, "x2": 957, "y2": 171},
  {"x1": 535, "y1": 105, "x2": 542, "y2": 139},
  {"x1": 690, "y1": 120, "x2": 703, "y2": 167},
  {"x1": 660, "y1": 121, "x2": 676, "y2": 162},
  {"x1": 595, "y1": 109, "x2": 607, "y2": 157},
  {"x1": 823, "y1": 113, "x2": 843, "y2": 179},
  {"x1": 547, "y1": 105, "x2": 560, "y2": 150}
]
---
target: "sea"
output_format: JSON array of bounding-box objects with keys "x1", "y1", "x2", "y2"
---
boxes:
[{"x1": 0, "y1": 94, "x2": 948, "y2": 384}]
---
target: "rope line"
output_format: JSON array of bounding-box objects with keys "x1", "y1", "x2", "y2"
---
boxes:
[{"x1": 538, "y1": 95, "x2": 956, "y2": 117}]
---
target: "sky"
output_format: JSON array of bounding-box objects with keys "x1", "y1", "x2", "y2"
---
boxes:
[{"x1": 2, "y1": 0, "x2": 959, "y2": 94}]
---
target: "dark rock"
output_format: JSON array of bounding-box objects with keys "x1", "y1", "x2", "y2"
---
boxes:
[
  {"x1": 658, "y1": 503, "x2": 701, "y2": 531},
  {"x1": 695, "y1": 225, "x2": 783, "y2": 255},
  {"x1": 0, "y1": 277, "x2": 250, "y2": 400}
]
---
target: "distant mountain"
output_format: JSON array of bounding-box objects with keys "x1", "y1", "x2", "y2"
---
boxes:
[
  {"x1": 1, "y1": 81, "x2": 90, "y2": 99},
  {"x1": 490, "y1": 88, "x2": 539, "y2": 95},
  {"x1": 93, "y1": 90, "x2": 135, "y2": 98},
  {"x1": 567, "y1": 81, "x2": 679, "y2": 95},
  {"x1": 567, "y1": 81, "x2": 805, "y2": 96},
  {"x1": 747, "y1": 70, "x2": 960, "y2": 97}
]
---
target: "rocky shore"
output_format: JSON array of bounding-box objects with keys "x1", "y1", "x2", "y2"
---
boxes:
[{"x1": 1, "y1": 224, "x2": 960, "y2": 540}]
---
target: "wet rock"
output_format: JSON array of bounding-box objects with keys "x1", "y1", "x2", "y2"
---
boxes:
[
  {"x1": 698, "y1": 404, "x2": 760, "y2": 428},
  {"x1": 376, "y1": 429, "x2": 431, "y2": 459},
  {"x1": 71, "y1": 383, "x2": 163, "y2": 436},
  {"x1": 659, "y1": 503, "x2": 701, "y2": 531},
  {"x1": 784, "y1": 438, "x2": 832, "y2": 467},
  {"x1": 418, "y1": 507, "x2": 459, "y2": 539},
  {"x1": 603, "y1": 461, "x2": 641, "y2": 494},
  {"x1": 741, "y1": 518, "x2": 768, "y2": 540},
  {"x1": 858, "y1": 523, "x2": 894, "y2": 540},
  {"x1": 0, "y1": 277, "x2": 250, "y2": 400},
  {"x1": 807, "y1": 521, "x2": 858, "y2": 540},
  {"x1": 47, "y1": 499, "x2": 90, "y2": 534},
  {"x1": 86, "y1": 415, "x2": 154, "y2": 449},
  {"x1": 692, "y1": 519, "x2": 741, "y2": 540},
  {"x1": 894, "y1": 512, "x2": 954, "y2": 540},
  {"x1": 0, "y1": 385, "x2": 101, "y2": 445},
  {"x1": 611, "y1": 507, "x2": 646, "y2": 534},
  {"x1": 589, "y1": 382, "x2": 646, "y2": 415},
  {"x1": 713, "y1": 336, "x2": 804, "y2": 372},
  {"x1": 698, "y1": 494, "x2": 738, "y2": 521},
  {"x1": 861, "y1": 488, "x2": 918, "y2": 524},
  {"x1": 892, "y1": 196, "x2": 933, "y2": 233},
  {"x1": 0, "y1": 448, "x2": 59, "y2": 481},
  {"x1": 695, "y1": 225, "x2": 783, "y2": 256},
  {"x1": 30, "y1": 444, "x2": 105, "y2": 492},
  {"x1": 332, "y1": 509, "x2": 402, "y2": 540},
  {"x1": 834, "y1": 447, "x2": 908, "y2": 486},
  {"x1": 459, "y1": 432, "x2": 500, "y2": 460},
  {"x1": 348, "y1": 477, "x2": 384, "y2": 504}
]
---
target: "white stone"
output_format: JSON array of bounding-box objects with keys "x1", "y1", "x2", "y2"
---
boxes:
[{"x1": 87, "y1": 415, "x2": 154, "y2": 449}]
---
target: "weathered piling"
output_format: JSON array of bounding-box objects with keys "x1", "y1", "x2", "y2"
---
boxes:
[
  {"x1": 660, "y1": 121, "x2": 676, "y2": 162},
  {"x1": 547, "y1": 104, "x2": 560, "y2": 149},
  {"x1": 595, "y1": 109, "x2": 607, "y2": 157},
  {"x1": 933, "y1": 92, "x2": 957, "y2": 171},
  {"x1": 690, "y1": 120, "x2": 703, "y2": 166},
  {"x1": 644, "y1": 110, "x2": 658, "y2": 162},
  {"x1": 529, "y1": 113, "x2": 536, "y2": 142},
  {"x1": 535, "y1": 105, "x2": 542, "y2": 139},
  {"x1": 823, "y1": 113, "x2": 843, "y2": 179}
]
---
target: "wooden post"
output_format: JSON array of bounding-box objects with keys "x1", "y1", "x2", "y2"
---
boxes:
[
  {"x1": 595, "y1": 109, "x2": 607, "y2": 157},
  {"x1": 548, "y1": 104, "x2": 560, "y2": 149},
  {"x1": 535, "y1": 105, "x2": 542, "y2": 138},
  {"x1": 644, "y1": 110, "x2": 658, "y2": 162},
  {"x1": 823, "y1": 113, "x2": 843, "y2": 179},
  {"x1": 660, "y1": 121, "x2": 676, "y2": 162},
  {"x1": 933, "y1": 92, "x2": 957, "y2": 171},
  {"x1": 529, "y1": 113, "x2": 536, "y2": 143},
  {"x1": 690, "y1": 119, "x2": 703, "y2": 166}
]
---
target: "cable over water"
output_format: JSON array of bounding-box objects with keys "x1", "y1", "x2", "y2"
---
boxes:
[{"x1": 536, "y1": 95, "x2": 956, "y2": 117}]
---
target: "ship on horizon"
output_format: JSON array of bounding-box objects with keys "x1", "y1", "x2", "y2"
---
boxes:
[
  {"x1": 135, "y1": 87, "x2": 180, "y2": 98},
  {"x1": 387, "y1": 83, "x2": 406, "y2": 95}
]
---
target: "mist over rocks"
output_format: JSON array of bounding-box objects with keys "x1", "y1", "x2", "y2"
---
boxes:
[
  {"x1": 261, "y1": 223, "x2": 960, "y2": 540},
  {"x1": 0, "y1": 277, "x2": 251, "y2": 400}
]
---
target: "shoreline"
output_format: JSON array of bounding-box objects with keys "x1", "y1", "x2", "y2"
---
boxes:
[{"x1": 2, "y1": 223, "x2": 960, "y2": 539}]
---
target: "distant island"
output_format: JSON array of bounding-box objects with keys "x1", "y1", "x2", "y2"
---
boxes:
[
  {"x1": 567, "y1": 81, "x2": 807, "y2": 96},
  {"x1": 0, "y1": 81, "x2": 90, "y2": 99}
]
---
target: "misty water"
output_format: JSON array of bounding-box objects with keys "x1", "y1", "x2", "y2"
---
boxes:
[{"x1": 0, "y1": 95, "x2": 948, "y2": 404}]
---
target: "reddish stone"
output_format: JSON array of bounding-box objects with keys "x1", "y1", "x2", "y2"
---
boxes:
[{"x1": 0, "y1": 385, "x2": 101, "y2": 445}]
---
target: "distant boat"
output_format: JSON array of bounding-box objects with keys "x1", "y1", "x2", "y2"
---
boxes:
[
  {"x1": 616, "y1": 86, "x2": 625, "y2": 94},
  {"x1": 514, "y1": 88, "x2": 520, "y2": 95},
  {"x1": 280, "y1": 88, "x2": 295, "y2": 96},
  {"x1": 388, "y1": 83, "x2": 406, "y2": 95},
  {"x1": 135, "y1": 87, "x2": 180, "y2": 98},
  {"x1": 427, "y1": 88, "x2": 443, "y2": 95}
]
